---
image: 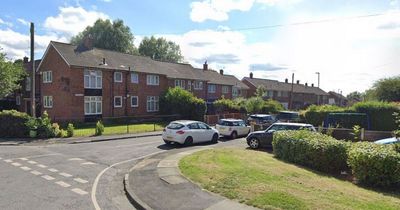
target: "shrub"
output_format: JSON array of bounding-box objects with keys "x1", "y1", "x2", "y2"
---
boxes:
[
  {"x1": 213, "y1": 98, "x2": 240, "y2": 113},
  {"x1": 95, "y1": 120, "x2": 104, "y2": 136},
  {"x1": 273, "y1": 130, "x2": 350, "y2": 174},
  {"x1": 59, "y1": 129, "x2": 67, "y2": 138},
  {"x1": 352, "y1": 101, "x2": 399, "y2": 131},
  {"x1": 0, "y1": 110, "x2": 31, "y2": 137},
  {"x1": 36, "y1": 111, "x2": 53, "y2": 138},
  {"x1": 66, "y1": 123, "x2": 74, "y2": 137},
  {"x1": 262, "y1": 99, "x2": 284, "y2": 114},
  {"x1": 245, "y1": 97, "x2": 264, "y2": 114},
  {"x1": 52, "y1": 123, "x2": 61, "y2": 137},
  {"x1": 348, "y1": 142, "x2": 400, "y2": 188},
  {"x1": 302, "y1": 105, "x2": 345, "y2": 126},
  {"x1": 325, "y1": 113, "x2": 369, "y2": 129}
]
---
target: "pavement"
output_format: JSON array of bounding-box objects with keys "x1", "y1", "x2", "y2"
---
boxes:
[{"x1": 126, "y1": 144, "x2": 259, "y2": 210}]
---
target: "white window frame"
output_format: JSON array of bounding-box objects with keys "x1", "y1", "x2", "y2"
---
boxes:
[
  {"x1": 114, "y1": 72, "x2": 123, "y2": 83},
  {"x1": 232, "y1": 87, "x2": 239, "y2": 97},
  {"x1": 146, "y1": 75, "x2": 159, "y2": 86},
  {"x1": 16, "y1": 95, "x2": 21, "y2": 105},
  {"x1": 131, "y1": 72, "x2": 139, "y2": 84},
  {"x1": 26, "y1": 76, "x2": 31, "y2": 91},
  {"x1": 43, "y1": 96, "x2": 53, "y2": 108},
  {"x1": 188, "y1": 81, "x2": 192, "y2": 91},
  {"x1": 43, "y1": 71, "x2": 52, "y2": 83},
  {"x1": 146, "y1": 96, "x2": 159, "y2": 112},
  {"x1": 84, "y1": 69, "x2": 102, "y2": 89},
  {"x1": 208, "y1": 84, "x2": 216, "y2": 93},
  {"x1": 194, "y1": 81, "x2": 203, "y2": 90},
  {"x1": 131, "y1": 96, "x2": 139, "y2": 107},
  {"x1": 114, "y1": 96, "x2": 123, "y2": 108},
  {"x1": 84, "y1": 96, "x2": 102, "y2": 115},
  {"x1": 175, "y1": 79, "x2": 185, "y2": 89},
  {"x1": 222, "y1": 86, "x2": 229, "y2": 94}
]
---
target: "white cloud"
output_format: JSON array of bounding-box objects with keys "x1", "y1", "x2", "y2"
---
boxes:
[
  {"x1": 0, "y1": 18, "x2": 13, "y2": 27},
  {"x1": 44, "y1": 6, "x2": 108, "y2": 39},
  {"x1": 17, "y1": 18, "x2": 30, "y2": 26}
]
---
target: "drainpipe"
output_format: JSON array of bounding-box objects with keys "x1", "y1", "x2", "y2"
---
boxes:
[
  {"x1": 125, "y1": 67, "x2": 130, "y2": 117},
  {"x1": 111, "y1": 70, "x2": 114, "y2": 117}
]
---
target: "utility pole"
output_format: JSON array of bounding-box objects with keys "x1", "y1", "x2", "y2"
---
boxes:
[
  {"x1": 30, "y1": 22, "x2": 36, "y2": 118},
  {"x1": 289, "y1": 73, "x2": 294, "y2": 110},
  {"x1": 315, "y1": 72, "x2": 320, "y2": 88}
]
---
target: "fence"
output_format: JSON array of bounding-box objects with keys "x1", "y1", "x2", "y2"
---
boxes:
[{"x1": 204, "y1": 113, "x2": 245, "y2": 125}]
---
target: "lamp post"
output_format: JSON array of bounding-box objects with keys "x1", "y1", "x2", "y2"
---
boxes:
[{"x1": 315, "y1": 72, "x2": 320, "y2": 88}]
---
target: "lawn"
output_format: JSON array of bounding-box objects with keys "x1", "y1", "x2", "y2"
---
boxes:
[
  {"x1": 179, "y1": 148, "x2": 400, "y2": 210},
  {"x1": 73, "y1": 122, "x2": 165, "y2": 137}
]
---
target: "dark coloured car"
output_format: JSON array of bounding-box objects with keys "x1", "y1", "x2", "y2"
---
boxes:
[
  {"x1": 276, "y1": 111, "x2": 300, "y2": 123},
  {"x1": 246, "y1": 123, "x2": 316, "y2": 149},
  {"x1": 246, "y1": 114, "x2": 276, "y2": 126}
]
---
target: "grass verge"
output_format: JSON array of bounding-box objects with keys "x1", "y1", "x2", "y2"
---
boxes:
[
  {"x1": 179, "y1": 148, "x2": 400, "y2": 210},
  {"x1": 73, "y1": 123, "x2": 165, "y2": 137}
]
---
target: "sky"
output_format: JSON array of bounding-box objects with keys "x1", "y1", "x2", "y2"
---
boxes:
[{"x1": 0, "y1": 0, "x2": 399, "y2": 95}]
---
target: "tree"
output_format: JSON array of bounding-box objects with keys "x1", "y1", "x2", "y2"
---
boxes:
[
  {"x1": 346, "y1": 91, "x2": 363, "y2": 104},
  {"x1": 245, "y1": 97, "x2": 265, "y2": 114},
  {"x1": 372, "y1": 76, "x2": 400, "y2": 102},
  {"x1": 0, "y1": 50, "x2": 25, "y2": 98},
  {"x1": 138, "y1": 36, "x2": 183, "y2": 62},
  {"x1": 71, "y1": 19, "x2": 137, "y2": 54},
  {"x1": 255, "y1": 85, "x2": 266, "y2": 97}
]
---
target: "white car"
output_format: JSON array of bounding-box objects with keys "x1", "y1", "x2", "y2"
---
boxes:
[
  {"x1": 162, "y1": 120, "x2": 219, "y2": 145},
  {"x1": 215, "y1": 119, "x2": 251, "y2": 139}
]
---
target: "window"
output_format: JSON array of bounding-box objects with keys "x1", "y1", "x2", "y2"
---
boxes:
[
  {"x1": 43, "y1": 71, "x2": 52, "y2": 83},
  {"x1": 16, "y1": 96, "x2": 21, "y2": 105},
  {"x1": 187, "y1": 81, "x2": 192, "y2": 91},
  {"x1": 277, "y1": 91, "x2": 282, "y2": 97},
  {"x1": 222, "y1": 86, "x2": 229, "y2": 94},
  {"x1": 194, "y1": 81, "x2": 203, "y2": 90},
  {"x1": 175, "y1": 80, "x2": 185, "y2": 89},
  {"x1": 147, "y1": 96, "x2": 159, "y2": 112},
  {"x1": 208, "y1": 84, "x2": 216, "y2": 93},
  {"x1": 26, "y1": 77, "x2": 31, "y2": 91},
  {"x1": 147, "y1": 75, "x2": 159, "y2": 85},
  {"x1": 84, "y1": 69, "x2": 102, "y2": 89},
  {"x1": 131, "y1": 96, "x2": 138, "y2": 107},
  {"x1": 187, "y1": 123, "x2": 200, "y2": 129},
  {"x1": 114, "y1": 72, "x2": 122, "y2": 83},
  {"x1": 266, "y1": 90, "x2": 273, "y2": 97},
  {"x1": 232, "y1": 87, "x2": 239, "y2": 97},
  {"x1": 131, "y1": 72, "x2": 139, "y2": 83},
  {"x1": 84, "y1": 96, "x2": 102, "y2": 115},
  {"x1": 114, "y1": 96, "x2": 122, "y2": 108},
  {"x1": 43, "y1": 96, "x2": 53, "y2": 108}
]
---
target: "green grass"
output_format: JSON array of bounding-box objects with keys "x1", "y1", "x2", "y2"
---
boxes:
[
  {"x1": 73, "y1": 123, "x2": 165, "y2": 137},
  {"x1": 179, "y1": 148, "x2": 400, "y2": 210}
]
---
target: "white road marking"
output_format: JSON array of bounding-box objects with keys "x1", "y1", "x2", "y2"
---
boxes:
[
  {"x1": 72, "y1": 188, "x2": 88, "y2": 195},
  {"x1": 59, "y1": 172, "x2": 72, "y2": 177},
  {"x1": 11, "y1": 162, "x2": 22, "y2": 167},
  {"x1": 55, "y1": 181, "x2": 71, "y2": 188},
  {"x1": 68, "y1": 158, "x2": 84, "y2": 161},
  {"x1": 19, "y1": 158, "x2": 28, "y2": 161},
  {"x1": 41, "y1": 175, "x2": 55, "y2": 181},
  {"x1": 81, "y1": 162, "x2": 96, "y2": 165},
  {"x1": 74, "y1": 178, "x2": 88, "y2": 184},
  {"x1": 27, "y1": 160, "x2": 37, "y2": 164},
  {"x1": 4, "y1": 159, "x2": 13, "y2": 163},
  {"x1": 91, "y1": 150, "x2": 165, "y2": 210},
  {"x1": 14, "y1": 153, "x2": 60, "y2": 160},
  {"x1": 0, "y1": 157, "x2": 2, "y2": 160},
  {"x1": 37, "y1": 164, "x2": 47, "y2": 168},
  {"x1": 48, "y1": 168, "x2": 58, "y2": 172},
  {"x1": 20, "y1": 166, "x2": 31, "y2": 171},
  {"x1": 31, "y1": 170, "x2": 42, "y2": 175}
]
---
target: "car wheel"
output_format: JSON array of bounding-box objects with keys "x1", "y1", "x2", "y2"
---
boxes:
[
  {"x1": 230, "y1": 131, "x2": 238, "y2": 139},
  {"x1": 211, "y1": 133, "x2": 219, "y2": 144},
  {"x1": 163, "y1": 140, "x2": 172, "y2": 145},
  {"x1": 184, "y1": 136, "x2": 193, "y2": 146},
  {"x1": 248, "y1": 138, "x2": 260, "y2": 149}
]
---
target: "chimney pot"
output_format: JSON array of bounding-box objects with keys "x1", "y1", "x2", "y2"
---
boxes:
[
  {"x1": 250, "y1": 72, "x2": 253, "y2": 79},
  {"x1": 203, "y1": 61, "x2": 208, "y2": 70},
  {"x1": 23, "y1": 56, "x2": 29, "y2": 63},
  {"x1": 285, "y1": 78, "x2": 288, "y2": 83},
  {"x1": 305, "y1": 82, "x2": 308, "y2": 87},
  {"x1": 83, "y1": 34, "x2": 94, "y2": 50},
  {"x1": 102, "y1": 58, "x2": 106, "y2": 65},
  {"x1": 296, "y1": 80, "x2": 300, "y2": 84},
  {"x1": 219, "y1": 69, "x2": 224, "y2": 75},
  {"x1": 311, "y1": 83, "x2": 314, "y2": 87}
]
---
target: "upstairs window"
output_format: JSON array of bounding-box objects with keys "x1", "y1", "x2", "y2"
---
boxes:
[
  {"x1": 131, "y1": 72, "x2": 139, "y2": 83},
  {"x1": 25, "y1": 76, "x2": 31, "y2": 91},
  {"x1": 84, "y1": 69, "x2": 102, "y2": 89},
  {"x1": 114, "y1": 72, "x2": 123, "y2": 83},
  {"x1": 208, "y1": 84, "x2": 216, "y2": 93},
  {"x1": 43, "y1": 71, "x2": 52, "y2": 83},
  {"x1": 147, "y1": 75, "x2": 159, "y2": 85}
]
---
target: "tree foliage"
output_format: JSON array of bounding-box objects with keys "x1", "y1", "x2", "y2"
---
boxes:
[
  {"x1": 138, "y1": 36, "x2": 183, "y2": 62},
  {"x1": 0, "y1": 50, "x2": 25, "y2": 98},
  {"x1": 346, "y1": 91, "x2": 363, "y2": 103},
  {"x1": 255, "y1": 85, "x2": 267, "y2": 97},
  {"x1": 71, "y1": 19, "x2": 137, "y2": 54},
  {"x1": 372, "y1": 76, "x2": 400, "y2": 102}
]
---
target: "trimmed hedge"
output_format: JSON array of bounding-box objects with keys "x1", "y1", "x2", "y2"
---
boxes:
[
  {"x1": 352, "y1": 101, "x2": 399, "y2": 131},
  {"x1": 273, "y1": 130, "x2": 350, "y2": 174},
  {"x1": 0, "y1": 110, "x2": 31, "y2": 137},
  {"x1": 348, "y1": 142, "x2": 400, "y2": 188}
]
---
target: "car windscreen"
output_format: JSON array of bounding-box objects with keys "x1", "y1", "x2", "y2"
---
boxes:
[
  {"x1": 167, "y1": 123, "x2": 185, "y2": 130},
  {"x1": 217, "y1": 120, "x2": 234, "y2": 126}
]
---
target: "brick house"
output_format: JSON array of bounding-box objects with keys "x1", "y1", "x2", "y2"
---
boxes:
[
  {"x1": 242, "y1": 73, "x2": 329, "y2": 110},
  {"x1": 328, "y1": 91, "x2": 348, "y2": 107},
  {"x1": 37, "y1": 41, "x2": 249, "y2": 122}
]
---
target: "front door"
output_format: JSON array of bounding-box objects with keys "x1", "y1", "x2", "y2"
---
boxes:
[{"x1": 26, "y1": 100, "x2": 31, "y2": 116}]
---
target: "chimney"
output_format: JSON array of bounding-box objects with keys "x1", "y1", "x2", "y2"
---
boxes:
[
  {"x1": 296, "y1": 80, "x2": 300, "y2": 84},
  {"x1": 83, "y1": 34, "x2": 94, "y2": 50},
  {"x1": 23, "y1": 56, "x2": 29, "y2": 63},
  {"x1": 311, "y1": 83, "x2": 314, "y2": 87},
  {"x1": 285, "y1": 78, "x2": 288, "y2": 83},
  {"x1": 305, "y1": 82, "x2": 308, "y2": 87},
  {"x1": 219, "y1": 69, "x2": 224, "y2": 75},
  {"x1": 250, "y1": 72, "x2": 253, "y2": 79},
  {"x1": 203, "y1": 61, "x2": 208, "y2": 70},
  {"x1": 102, "y1": 58, "x2": 107, "y2": 65}
]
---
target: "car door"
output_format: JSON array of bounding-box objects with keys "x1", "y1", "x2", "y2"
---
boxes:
[
  {"x1": 239, "y1": 121, "x2": 250, "y2": 136},
  {"x1": 198, "y1": 123, "x2": 213, "y2": 142},
  {"x1": 187, "y1": 123, "x2": 200, "y2": 142}
]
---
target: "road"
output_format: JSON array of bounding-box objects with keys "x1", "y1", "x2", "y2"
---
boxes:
[{"x1": 0, "y1": 135, "x2": 246, "y2": 210}]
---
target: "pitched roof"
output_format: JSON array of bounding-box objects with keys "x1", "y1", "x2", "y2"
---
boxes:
[
  {"x1": 243, "y1": 77, "x2": 328, "y2": 95},
  {"x1": 196, "y1": 69, "x2": 249, "y2": 89},
  {"x1": 328, "y1": 91, "x2": 347, "y2": 100}
]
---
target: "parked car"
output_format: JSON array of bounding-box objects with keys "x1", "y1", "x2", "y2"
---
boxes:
[
  {"x1": 276, "y1": 111, "x2": 300, "y2": 122},
  {"x1": 216, "y1": 119, "x2": 251, "y2": 139},
  {"x1": 162, "y1": 120, "x2": 219, "y2": 146},
  {"x1": 246, "y1": 114, "x2": 276, "y2": 126},
  {"x1": 374, "y1": 137, "x2": 400, "y2": 145},
  {"x1": 246, "y1": 122, "x2": 316, "y2": 149}
]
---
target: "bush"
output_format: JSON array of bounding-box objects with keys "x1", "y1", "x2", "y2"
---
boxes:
[
  {"x1": 273, "y1": 130, "x2": 350, "y2": 174},
  {"x1": 67, "y1": 123, "x2": 74, "y2": 137},
  {"x1": 352, "y1": 101, "x2": 399, "y2": 131},
  {"x1": 262, "y1": 99, "x2": 284, "y2": 114},
  {"x1": 245, "y1": 97, "x2": 264, "y2": 114},
  {"x1": 348, "y1": 142, "x2": 400, "y2": 188},
  {"x1": 213, "y1": 98, "x2": 240, "y2": 113},
  {"x1": 36, "y1": 111, "x2": 54, "y2": 138},
  {"x1": 95, "y1": 120, "x2": 104, "y2": 136},
  {"x1": 0, "y1": 110, "x2": 31, "y2": 137},
  {"x1": 59, "y1": 129, "x2": 67, "y2": 138},
  {"x1": 325, "y1": 113, "x2": 369, "y2": 129},
  {"x1": 52, "y1": 123, "x2": 61, "y2": 137}
]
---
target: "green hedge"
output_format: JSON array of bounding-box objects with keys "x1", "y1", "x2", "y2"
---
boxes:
[
  {"x1": 273, "y1": 130, "x2": 350, "y2": 174},
  {"x1": 0, "y1": 110, "x2": 31, "y2": 137},
  {"x1": 302, "y1": 105, "x2": 345, "y2": 126},
  {"x1": 352, "y1": 101, "x2": 399, "y2": 131},
  {"x1": 325, "y1": 113, "x2": 369, "y2": 129},
  {"x1": 348, "y1": 142, "x2": 400, "y2": 188}
]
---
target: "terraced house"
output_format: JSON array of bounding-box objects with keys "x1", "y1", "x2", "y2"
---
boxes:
[{"x1": 37, "y1": 40, "x2": 249, "y2": 122}]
